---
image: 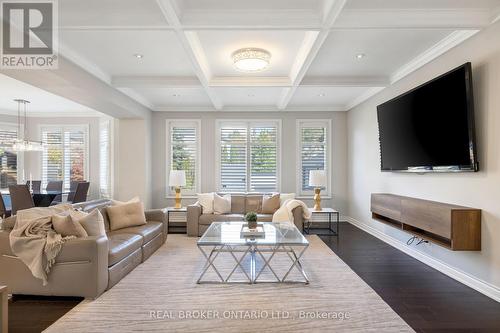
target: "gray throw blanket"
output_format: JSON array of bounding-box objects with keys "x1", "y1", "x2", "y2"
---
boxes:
[{"x1": 9, "y1": 204, "x2": 74, "y2": 285}]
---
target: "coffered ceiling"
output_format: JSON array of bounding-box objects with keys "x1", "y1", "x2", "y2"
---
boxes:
[{"x1": 10, "y1": 0, "x2": 500, "y2": 115}]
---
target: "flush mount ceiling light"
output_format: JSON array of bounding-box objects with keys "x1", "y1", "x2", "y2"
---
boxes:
[
  {"x1": 356, "y1": 53, "x2": 365, "y2": 59},
  {"x1": 232, "y1": 48, "x2": 271, "y2": 72}
]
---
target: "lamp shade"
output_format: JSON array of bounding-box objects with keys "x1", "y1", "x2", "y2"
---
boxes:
[
  {"x1": 309, "y1": 170, "x2": 326, "y2": 187},
  {"x1": 169, "y1": 170, "x2": 186, "y2": 187}
]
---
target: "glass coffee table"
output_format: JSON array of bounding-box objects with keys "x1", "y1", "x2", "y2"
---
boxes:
[{"x1": 197, "y1": 222, "x2": 309, "y2": 284}]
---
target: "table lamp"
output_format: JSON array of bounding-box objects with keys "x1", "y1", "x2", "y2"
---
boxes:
[
  {"x1": 169, "y1": 170, "x2": 186, "y2": 209},
  {"x1": 309, "y1": 170, "x2": 326, "y2": 211}
]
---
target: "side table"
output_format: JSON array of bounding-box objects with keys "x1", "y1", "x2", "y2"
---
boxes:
[
  {"x1": 166, "y1": 207, "x2": 187, "y2": 234},
  {"x1": 304, "y1": 208, "x2": 340, "y2": 236}
]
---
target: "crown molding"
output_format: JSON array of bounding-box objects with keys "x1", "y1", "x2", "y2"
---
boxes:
[
  {"x1": 345, "y1": 87, "x2": 385, "y2": 110},
  {"x1": 209, "y1": 76, "x2": 291, "y2": 87},
  {"x1": 390, "y1": 30, "x2": 479, "y2": 84},
  {"x1": 0, "y1": 109, "x2": 103, "y2": 118},
  {"x1": 112, "y1": 76, "x2": 200, "y2": 88},
  {"x1": 301, "y1": 76, "x2": 389, "y2": 87}
]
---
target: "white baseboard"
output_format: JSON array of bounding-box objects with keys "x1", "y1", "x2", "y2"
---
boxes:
[{"x1": 345, "y1": 216, "x2": 500, "y2": 303}]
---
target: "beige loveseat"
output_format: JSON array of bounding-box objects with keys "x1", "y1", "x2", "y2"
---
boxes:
[
  {"x1": 0, "y1": 199, "x2": 167, "y2": 299},
  {"x1": 187, "y1": 193, "x2": 304, "y2": 237}
]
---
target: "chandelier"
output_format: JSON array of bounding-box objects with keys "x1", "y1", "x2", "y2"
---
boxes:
[
  {"x1": 9, "y1": 99, "x2": 44, "y2": 152},
  {"x1": 232, "y1": 48, "x2": 271, "y2": 72}
]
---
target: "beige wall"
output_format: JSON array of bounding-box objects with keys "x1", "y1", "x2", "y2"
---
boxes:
[
  {"x1": 114, "y1": 117, "x2": 153, "y2": 208},
  {"x1": 151, "y1": 111, "x2": 348, "y2": 214},
  {"x1": 347, "y1": 21, "x2": 500, "y2": 292}
]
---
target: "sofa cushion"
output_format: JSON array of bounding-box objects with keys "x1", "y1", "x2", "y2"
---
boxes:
[
  {"x1": 107, "y1": 232, "x2": 143, "y2": 266},
  {"x1": 113, "y1": 221, "x2": 163, "y2": 244},
  {"x1": 257, "y1": 214, "x2": 273, "y2": 222},
  {"x1": 199, "y1": 214, "x2": 244, "y2": 225},
  {"x1": 245, "y1": 195, "x2": 262, "y2": 213},
  {"x1": 230, "y1": 195, "x2": 246, "y2": 214},
  {"x1": 70, "y1": 209, "x2": 106, "y2": 237},
  {"x1": 52, "y1": 212, "x2": 88, "y2": 238},
  {"x1": 262, "y1": 194, "x2": 280, "y2": 214},
  {"x1": 197, "y1": 193, "x2": 214, "y2": 214}
]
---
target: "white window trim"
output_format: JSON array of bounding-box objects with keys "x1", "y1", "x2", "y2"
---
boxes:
[
  {"x1": 295, "y1": 119, "x2": 332, "y2": 198},
  {"x1": 38, "y1": 124, "x2": 90, "y2": 190},
  {"x1": 215, "y1": 119, "x2": 282, "y2": 193},
  {"x1": 99, "y1": 118, "x2": 113, "y2": 199},
  {"x1": 0, "y1": 122, "x2": 24, "y2": 187},
  {"x1": 165, "y1": 119, "x2": 201, "y2": 198}
]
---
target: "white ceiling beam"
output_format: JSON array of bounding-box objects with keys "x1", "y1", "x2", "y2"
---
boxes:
[
  {"x1": 301, "y1": 76, "x2": 389, "y2": 87},
  {"x1": 153, "y1": 105, "x2": 346, "y2": 112},
  {"x1": 155, "y1": 0, "x2": 223, "y2": 110},
  {"x1": 277, "y1": 0, "x2": 347, "y2": 110},
  {"x1": 332, "y1": 9, "x2": 493, "y2": 30},
  {"x1": 112, "y1": 76, "x2": 200, "y2": 88}
]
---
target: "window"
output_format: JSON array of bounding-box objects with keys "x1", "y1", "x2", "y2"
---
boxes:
[
  {"x1": 41, "y1": 125, "x2": 88, "y2": 191},
  {"x1": 0, "y1": 125, "x2": 18, "y2": 190},
  {"x1": 217, "y1": 121, "x2": 280, "y2": 192},
  {"x1": 166, "y1": 120, "x2": 200, "y2": 196},
  {"x1": 297, "y1": 120, "x2": 330, "y2": 196},
  {"x1": 99, "y1": 120, "x2": 112, "y2": 198}
]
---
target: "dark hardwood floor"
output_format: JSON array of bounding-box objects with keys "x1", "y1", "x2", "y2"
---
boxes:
[
  {"x1": 317, "y1": 223, "x2": 500, "y2": 333},
  {"x1": 8, "y1": 223, "x2": 500, "y2": 332},
  {"x1": 8, "y1": 295, "x2": 82, "y2": 333}
]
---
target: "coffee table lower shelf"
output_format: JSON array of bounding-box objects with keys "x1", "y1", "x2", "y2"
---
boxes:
[{"x1": 197, "y1": 244, "x2": 309, "y2": 284}]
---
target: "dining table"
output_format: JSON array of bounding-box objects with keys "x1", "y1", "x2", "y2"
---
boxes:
[{"x1": 1, "y1": 190, "x2": 71, "y2": 208}]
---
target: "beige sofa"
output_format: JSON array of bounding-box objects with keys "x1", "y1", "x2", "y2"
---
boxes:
[
  {"x1": 0, "y1": 199, "x2": 167, "y2": 299},
  {"x1": 187, "y1": 193, "x2": 304, "y2": 237}
]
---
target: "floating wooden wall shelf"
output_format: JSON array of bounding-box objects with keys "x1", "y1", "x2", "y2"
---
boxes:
[{"x1": 371, "y1": 194, "x2": 481, "y2": 251}]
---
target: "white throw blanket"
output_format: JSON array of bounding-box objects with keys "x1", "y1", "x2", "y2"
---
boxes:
[
  {"x1": 9, "y1": 204, "x2": 74, "y2": 285},
  {"x1": 272, "y1": 199, "x2": 311, "y2": 224}
]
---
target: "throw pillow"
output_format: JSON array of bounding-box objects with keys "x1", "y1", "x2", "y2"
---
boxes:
[
  {"x1": 280, "y1": 193, "x2": 296, "y2": 206},
  {"x1": 197, "y1": 193, "x2": 214, "y2": 214},
  {"x1": 106, "y1": 201, "x2": 146, "y2": 231},
  {"x1": 262, "y1": 194, "x2": 280, "y2": 214},
  {"x1": 70, "y1": 209, "x2": 106, "y2": 237},
  {"x1": 111, "y1": 196, "x2": 140, "y2": 206},
  {"x1": 213, "y1": 193, "x2": 231, "y2": 214},
  {"x1": 52, "y1": 212, "x2": 88, "y2": 238}
]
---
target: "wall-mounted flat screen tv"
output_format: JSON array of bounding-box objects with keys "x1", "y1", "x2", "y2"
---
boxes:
[{"x1": 377, "y1": 62, "x2": 478, "y2": 172}]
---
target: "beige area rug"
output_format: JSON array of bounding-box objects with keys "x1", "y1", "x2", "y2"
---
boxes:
[{"x1": 45, "y1": 234, "x2": 413, "y2": 333}]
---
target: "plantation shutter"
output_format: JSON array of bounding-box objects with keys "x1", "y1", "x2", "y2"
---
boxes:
[
  {"x1": 170, "y1": 124, "x2": 197, "y2": 194},
  {"x1": 42, "y1": 128, "x2": 64, "y2": 188},
  {"x1": 42, "y1": 126, "x2": 87, "y2": 191},
  {"x1": 300, "y1": 126, "x2": 326, "y2": 192},
  {"x1": 0, "y1": 128, "x2": 18, "y2": 189},
  {"x1": 250, "y1": 125, "x2": 277, "y2": 192},
  {"x1": 220, "y1": 125, "x2": 247, "y2": 192},
  {"x1": 99, "y1": 120, "x2": 111, "y2": 198}
]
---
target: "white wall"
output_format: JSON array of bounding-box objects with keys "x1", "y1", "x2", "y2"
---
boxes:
[
  {"x1": 151, "y1": 111, "x2": 348, "y2": 213},
  {"x1": 0, "y1": 113, "x2": 103, "y2": 199},
  {"x1": 347, "y1": 21, "x2": 500, "y2": 296}
]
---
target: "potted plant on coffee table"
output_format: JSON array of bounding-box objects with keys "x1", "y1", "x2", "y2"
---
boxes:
[{"x1": 245, "y1": 212, "x2": 258, "y2": 229}]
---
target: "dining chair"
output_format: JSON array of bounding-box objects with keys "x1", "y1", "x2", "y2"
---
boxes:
[
  {"x1": 26, "y1": 180, "x2": 42, "y2": 193},
  {"x1": 46, "y1": 180, "x2": 63, "y2": 192},
  {"x1": 9, "y1": 185, "x2": 35, "y2": 215},
  {"x1": 0, "y1": 194, "x2": 11, "y2": 218},
  {"x1": 71, "y1": 182, "x2": 90, "y2": 204},
  {"x1": 67, "y1": 180, "x2": 82, "y2": 202}
]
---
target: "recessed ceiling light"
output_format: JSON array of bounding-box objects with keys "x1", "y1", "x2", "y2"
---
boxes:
[
  {"x1": 134, "y1": 54, "x2": 144, "y2": 59},
  {"x1": 318, "y1": 93, "x2": 326, "y2": 97},
  {"x1": 172, "y1": 94, "x2": 181, "y2": 97},
  {"x1": 232, "y1": 48, "x2": 271, "y2": 72},
  {"x1": 356, "y1": 53, "x2": 365, "y2": 59}
]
